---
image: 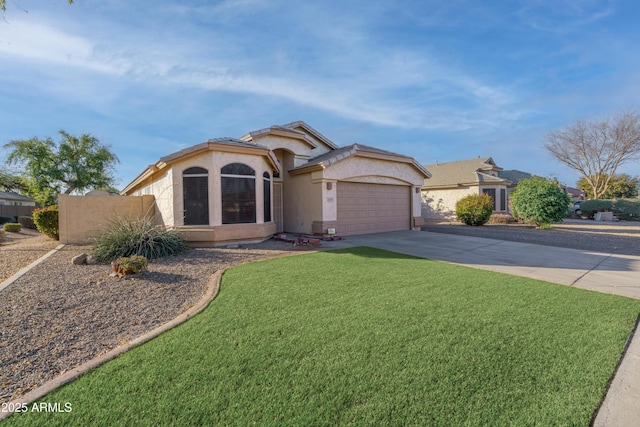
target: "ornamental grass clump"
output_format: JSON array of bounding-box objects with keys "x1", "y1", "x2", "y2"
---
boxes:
[
  {"x1": 90, "y1": 217, "x2": 185, "y2": 262},
  {"x1": 455, "y1": 193, "x2": 494, "y2": 226}
]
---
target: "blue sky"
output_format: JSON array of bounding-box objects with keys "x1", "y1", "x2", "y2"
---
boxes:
[{"x1": 1, "y1": 0, "x2": 639, "y2": 190}]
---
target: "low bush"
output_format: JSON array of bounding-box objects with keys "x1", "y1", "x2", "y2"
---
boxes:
[
  {"x1": 18, "y1": 215, "x2": 37, "y2": 229},
  {"x1": 90, "y1": 217, "x2": 186, "y2": 261},
  {"x1": 579, "y1": 200, "x2": 614, "y2": 218},
  {"x1": 613, "y1": 199, "x2": 640, "y2": 221},
  {"x1": 33, "y1": 205, "x2": 59, "y2": 240},
  {"x1": 0, "y1": 215, "x2": 16, "y2": 225},
  {"x1": 3, "y1": 222, "x2": 21, "y2": 233},
  {"x1": 455, "y1": 194, "x2": 494, "y2": 226},
  {"x1": 111, "y1": 255, "x2": 149, "y2": 277},
  {"x1": 511, "y1": 177, "x2": 571, "y2": 227}
]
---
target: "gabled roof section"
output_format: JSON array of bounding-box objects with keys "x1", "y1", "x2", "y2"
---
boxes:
[
  {"x1": 289, "y1": 143, "x2": 431, "y2": 177},
  {"x1": 0, "y1": 191, "x2": 35, "y2": 202},
  {"x1": 241, "y1": 121, "x2": 340, "y2": 151},
  {"x1": 279, "y1": 121, "x2": 340, "y2": 150},
  {"x1": 423, "y1": 157, "x2": 510, "y2": 188}
]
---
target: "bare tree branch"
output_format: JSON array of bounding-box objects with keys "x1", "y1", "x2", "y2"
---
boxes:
[{"x1": 544, "y1": 110, "x2": 640, "y2": 199}]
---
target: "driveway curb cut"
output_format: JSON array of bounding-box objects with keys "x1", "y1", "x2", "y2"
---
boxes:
[
  {"x1": 0, "y1": 267, "x2": 225, "y2": 421},
  {"x1": 0, "y1": 244, "x2": 65, "y2": 293}
]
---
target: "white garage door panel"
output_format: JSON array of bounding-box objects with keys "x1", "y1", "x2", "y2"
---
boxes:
[{"x1": 337, "y1": 182, "x2": 410, "y2": 235}]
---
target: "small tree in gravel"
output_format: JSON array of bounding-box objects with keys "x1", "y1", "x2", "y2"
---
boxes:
[
  {"x1": 511, "y1": 177, "x2": 571, "y2": 228},
  {"x1": 455, "y1": 194, "x2": 494, "y2": 226}
]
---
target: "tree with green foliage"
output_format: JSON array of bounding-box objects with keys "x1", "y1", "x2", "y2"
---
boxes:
[
  {"x1": 0, "y1": 170, "x2": 28, "y2": 193},
  {"x1": 0, "y1": 0, "x2": 73, "y2": 12},
  {"x1": 577, "y1": 174, "x2": 639, "y2": 199},
  {"x1": 544, "y1": 110, "x2": 640, "y2": 199},
  {"x1": 3, "y1": 131, "x2": 119, "y2": 206},
  {"x1": 511, "y1": 177, "x2": 571, "y2": 228}
]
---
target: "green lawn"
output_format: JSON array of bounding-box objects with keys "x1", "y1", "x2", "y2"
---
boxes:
[{"x1": 6, "y1": 247, "x2": 640, "y2": 426}]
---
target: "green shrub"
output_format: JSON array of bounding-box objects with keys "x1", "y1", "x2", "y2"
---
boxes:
[
  {"x1": 111, "y1": 255, "x2": 149, "y2": 277},
  {"x1": 3, "y1": 222, "x2": 21, "y2": 233},
  {"x1": 33, "y1": 205, "x2": 59, "y2": 240},
  {"x1": 455, "y1": 194, "x2": 494, "y2": 226},
  {"x1": 18, "y1": 215, "x2": 37, "y2": 229},
  {"x1": 511, "y1": 177, "x2": 571, "y2": 227},
  {"x1": 0, "y1": 215, "x2": 16, "y2": 225},
  {"x1": 612, "y1": 199, "x2": 640, "y2": 221},
  {"x1": 90, "y1": 217, "x2": 186, "y2": 262},
  {"x1": 579, "y1": 200, "x2": 614, "y2": 218}
]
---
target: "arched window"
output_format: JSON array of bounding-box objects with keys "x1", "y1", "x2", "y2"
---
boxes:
[
  {"x1": 183, "y1": 167, "x2": 209, "y2": 225},
  {"x1": 221, "y1": 163, "x2": 256, "y2": 224},
  {"x1": 263, "y1": 171, "x2": 271, "y2": 222}
]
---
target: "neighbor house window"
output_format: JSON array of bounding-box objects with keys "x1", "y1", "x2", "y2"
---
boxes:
[
  {"x1": 263, "y1": 171, "x2": 271, "y2": 222},
  {"x1": 183, "y1": 167, "x2": 209, "y2": 225},
  {"x1": 482, "y1": 188, "x2": 497, "y2": 211},
  {"x1": 221, "y1": 163, "x2": 256, "y2": 224},
  {"x1": 500, "y1": 189, "x2": 506, "y2": 211}
]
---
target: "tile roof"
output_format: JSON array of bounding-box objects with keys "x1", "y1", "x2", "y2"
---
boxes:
[
  {"x1": 423, "y1": 157, "x2": 510, "y2": 187},
  {"x1": 498, "y1": 169, "x2": 534, "y2": 185},
  {"x1": 291, "y1": 143, "x2": 431, "y2": 177}
]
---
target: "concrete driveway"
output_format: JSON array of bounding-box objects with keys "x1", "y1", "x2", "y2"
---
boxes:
[
  {"x1": 328, "y1": 230, "x2": 640, "y2": 299},
  {"x1": 325, "y1": 230, "x2": 640, "y2": 427}
]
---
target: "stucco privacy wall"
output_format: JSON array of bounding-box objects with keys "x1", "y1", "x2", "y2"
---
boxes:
[{"x1": 58, "y1": 194, "x2": 155, "y2": 244}]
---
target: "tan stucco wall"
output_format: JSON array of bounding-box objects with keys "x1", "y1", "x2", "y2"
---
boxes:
[
  {"x1": 59, "y1": 194, "x2": 155, "y2": 244},
  {"x1": 178, "y1": 222, "x2": 276, "y2": 245},
  {"x1": 250, "y1": 134, "x2": 332, "y2": 167},
  {"x1": 422, "y1": 184, "x2": 510, "y2": 221},
  {"x1": 132, "y1": 169, "x2": 174, "y2": 227},
  {"x1": 283, "y1": 173, "x2": 323, "y2": 234},
  {"x1": 421, "y1": 187, "x2": 477, "y2": 220}
]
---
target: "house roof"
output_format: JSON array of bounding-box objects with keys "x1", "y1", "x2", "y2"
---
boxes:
[
  {"x1": 290, "y1": 143, "x2": 431, "y2": 177},
  {"x1": 122, "y1": 137, "x2": 280, "y2": 194},
  {"x1": 498, "y1": 169, "x2": 534, "y2": 185},
  {"x1": 422, "y1": 157, "x2": 510, "y2": 188},
  {"x1": 240, "y1": 120, "x2": 340, "y2": 150},
  {"x1": 0, "y1": 191, "x2": 35, "y2": 202}
]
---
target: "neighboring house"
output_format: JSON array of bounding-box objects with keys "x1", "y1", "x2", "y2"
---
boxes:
[
  {"x1": 0, "y1": 191, "x2": 36, "y2": 206},
  {"x1": 0, "y1": 191, "x2": 37, "y2": 219},
  {"x1": 122, "y1": 121, "x2": 430, "y2": 244},
  {"x1": 421, "y1": 157, "x2": 512, "y2": 221},
  {"x1": 564, "y1": 187, "x2": 586, "y2": 201}
]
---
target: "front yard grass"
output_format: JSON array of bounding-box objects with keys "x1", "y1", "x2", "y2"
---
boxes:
[{"x1": 7, "y1": 247, "x2": 640, "y2": 426}]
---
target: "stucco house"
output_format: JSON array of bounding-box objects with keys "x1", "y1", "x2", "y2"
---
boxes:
[
  {"x1": 0, "y1": 191, "x2": 36, "y2": 207},
  {"x1": 122, "y1": 121, "x2": 430, "y2": 244},
  {"x1": 421, "y1": 157, "x2": 513, "y2": 221}
]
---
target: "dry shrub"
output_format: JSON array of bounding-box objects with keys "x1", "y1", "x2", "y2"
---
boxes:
[{"x1": 487, "y1": 213, "x2": 515, "y2": 224}]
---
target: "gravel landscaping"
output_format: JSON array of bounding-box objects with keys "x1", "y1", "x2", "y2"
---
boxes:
[
  {"x1": 422, "y1": 220, "x2": 640, "y2": 256},
  {"x1": 0, "y1": 234, "x2": 312, "y2": 403}
]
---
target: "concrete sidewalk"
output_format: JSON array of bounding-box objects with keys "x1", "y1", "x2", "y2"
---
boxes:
[{"x1": 324, "y1": 230, "x2": 640, "y2": 426}]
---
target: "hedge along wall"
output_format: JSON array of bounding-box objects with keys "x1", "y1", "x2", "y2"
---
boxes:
[{"x1": 58, "y1": 194, "x2": 156, "y2": 244}]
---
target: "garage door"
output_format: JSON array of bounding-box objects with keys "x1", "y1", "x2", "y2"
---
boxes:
[{"x1": 337, "y1": 182, "x2": 410, "y2": 235}]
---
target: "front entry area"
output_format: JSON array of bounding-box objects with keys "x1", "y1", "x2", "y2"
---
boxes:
[{"x1": 336, "y1": 182, "x2": 410, "y2": 235}]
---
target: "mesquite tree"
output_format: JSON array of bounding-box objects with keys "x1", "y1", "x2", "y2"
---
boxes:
[{"x1": 544, "y1": 110, "x2": 640, "y2": 199}]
